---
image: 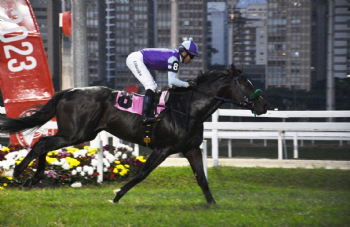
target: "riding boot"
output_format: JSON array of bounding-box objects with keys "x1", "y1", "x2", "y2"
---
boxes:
[{"x1": 142, "y1": 89, "x2": 161, "y2": 124}]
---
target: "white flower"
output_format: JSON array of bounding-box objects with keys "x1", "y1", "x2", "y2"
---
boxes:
[
  {"x1": 0, "y1": 159, "x2": 15, "y2": 170},
  {"x1": 76, "y1": 166, "x2": 82, "y2": 172},
  {"x1": 105, "y1": 153, "x2": 115, "y2": 163},
  {"x1": 80, "y1": 171, "x2": 85, "y2": 176},
  {"x1": 71, "y1": 182, "x2": 82, "y2": 188},
  {"x1": 5, "y1": 151, "x2": 19, "y2": 160},
  {"x1": 103, "y1": 167, "x2": 108, "y2": 172},
  {"x1": 71, "y1": 170, "x2": 77, "y2": 176},
  {"x1": 91, "y1": 159, "x2": 98, "y2": 167},
  {"x1": 115, "y1": 151, "x2": 122, "y2": 158},
  {"x1": 62, "y1": 163, "x2": 70, "y2": 170},
  {"x1": 73, "y1": 149, "x2": 88, "y2": 158},
  {"x1": 132, "y1": 152, "x2": 137, "y2": 157},
  {"x1": 87, "y1": 168, "x2": 94, "y2": 176},
  {"x1": 125, "y1": 145, "x2": 133, "y2": 152},
  {"x1": 83, "y1": 165, "x2": 90, "y2": 172},
  {"x1": 122, "y1": 154, "x2": 127, "y2": 160}
]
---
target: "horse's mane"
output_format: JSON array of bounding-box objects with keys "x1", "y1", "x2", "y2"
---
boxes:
[{"x1": 167, "y1": 69, "x2": 232, "y2": 94}]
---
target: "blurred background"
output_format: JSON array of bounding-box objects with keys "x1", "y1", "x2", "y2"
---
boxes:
[
  {"x1": 1, "y1": 0, "x2": 349, "y2": 111},
  {"x1": 0, "y1": 0, "x2": 349, "y2": 159}
]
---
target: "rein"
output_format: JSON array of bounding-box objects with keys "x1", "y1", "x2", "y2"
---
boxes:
[
  {"x1": 156, "y1": 73, "x2": 261, "y2": 125},
  {"x1": 213, "y1": 73, "x2": 255, "y2": 109}
]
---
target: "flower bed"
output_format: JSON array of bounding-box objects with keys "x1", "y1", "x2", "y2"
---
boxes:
[{"x1": 0, "y1": 144, "x2": 146, "y2": 189}]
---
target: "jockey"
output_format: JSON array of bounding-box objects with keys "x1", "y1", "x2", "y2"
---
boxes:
[{"x1": 126, "y1": 37, "x2": 199, "y2": 124}]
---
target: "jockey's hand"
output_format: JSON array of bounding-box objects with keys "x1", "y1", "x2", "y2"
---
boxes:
[{"x1": 188, "y1": 81, "x2": 197, "y2": 89}]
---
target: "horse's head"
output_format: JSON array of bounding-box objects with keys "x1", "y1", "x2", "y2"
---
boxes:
[{"x1": 227, "y1": 64, "x2": 269, "y2": 115}]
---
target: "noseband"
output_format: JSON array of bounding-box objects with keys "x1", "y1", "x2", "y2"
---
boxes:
[{"x1": 214, "y1": 73, "x2": 256, "y2": 109}]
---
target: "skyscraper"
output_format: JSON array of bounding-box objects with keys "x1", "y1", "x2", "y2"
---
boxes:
[{"x1": 266, "y1": 1, "x2": 312, "y2": 91}]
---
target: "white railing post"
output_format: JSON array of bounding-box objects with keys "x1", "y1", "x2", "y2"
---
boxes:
[
  {"x1": 228, "y1": 139, "x2": 232, "y2": 158},
  {"x1": 100, "y1": 131, "x2": 108, "y2": 147},
  {"x1": 201, "y1": 140, "x2": 208, "y2": 180},
  {"x1": 113, "y1": 136, "x2": 120, "y2": 147},
  {"x1": 212, "y1": 110, "x2": 219, "y2": 167},
  {"x1": 134, "y1": 143, "x2": 139, "y2": 157},
  {"x1": 293, "y1": 133, "x2": 298, "y2": 159},
  {"x1": 90, "y1": 133, "x2": 100, "y2": 149},
  {"x1": 97, "y1": 140, "x2": 103, "y2": 183},
  {"x1": 278, "y1": 131, "x2": 283, "y2": 160}
]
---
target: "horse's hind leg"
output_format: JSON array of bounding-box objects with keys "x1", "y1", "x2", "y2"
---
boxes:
[
  {"x1": 14, "y1": 134, "x2": 87, "y2": 180},
  {"x1": 22, "y1": 153, "x2": 46, "y2": 187},
  {"x1": 183, "y1": 147, "x2": 216, "y2": 205},
  {"x1": 112, "y1": 148, "x2": 171, "y2": 203}
]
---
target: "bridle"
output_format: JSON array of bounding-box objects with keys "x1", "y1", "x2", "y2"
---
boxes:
[
  {"x1": 213, "y1": 73, "x2": 256, "y2": 109},
  {"x1": 157, "y1": 73, "x2": 260, "y2": 128}
]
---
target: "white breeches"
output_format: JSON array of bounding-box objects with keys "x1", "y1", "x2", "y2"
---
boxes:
[{"x1": 126, "y1": 52, "x2": 157, "y2": 92}]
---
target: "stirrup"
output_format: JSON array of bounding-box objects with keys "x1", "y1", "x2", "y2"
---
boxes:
[{"x1": 142, "y1": 116, "x2": 161, "y2": 124}]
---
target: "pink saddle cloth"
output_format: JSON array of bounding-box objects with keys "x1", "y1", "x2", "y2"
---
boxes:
[{"x1": 115, "y1": 91, "x2": 168, "y2": 117}]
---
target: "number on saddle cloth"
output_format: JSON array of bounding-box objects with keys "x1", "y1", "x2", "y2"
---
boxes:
[
  {"x1": 117, "y1": 91, "x2": 133, "y2": 108},
  {"x1": 114, "y1": 90, "x2": 168, "y2": 116}
]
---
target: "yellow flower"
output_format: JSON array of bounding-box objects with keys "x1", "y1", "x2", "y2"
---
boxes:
[
  {"x1": 136, "y1": 156, "x2": 146, "y2": 163},
  {"x1": 113, "y1": 168, "x2": 119, "y2": 174},
  {"x1": 119, "y1": 169, "x2": 128, "y2": 176},
  {"x1": 52, "y1": 150, "x2": 58, "y2": 155},
  {"x1": 28, "y1": 161, "x2": 34, "y2": 166},
  {"x1": 47, "y1": 152, "x2": 53, "y2": 156},
  {"x1": 15, "y1": 157, "x2": 25, "y2": 165},
  {"x1": 88, "y1": 148, "x2": 97, "y2": 155},
  {"x1": 67, "y1": 147, "x2": 79, "y2": 153},
  {"x1": 84, "y1": 146, "x2": 90, "y2": 150},
  {"x1": 114, "y1": 161, "x2": 121, "y2": 164},
  {"x1": 66, "y1": 157, "x2": 80, "y2": 167},
  {"x1": 6, "y1": 177, "x2": 13, "y2": 180},
  {"x1": 46, "y1": 156, "x2": 57, "y2": 164},
  {"x1": 1, "y1": 147, "x2": 10, "y2": 153},
  {"x1": 116, "y1": 164, "x2": 124, "y2": 170},
  {"x1": 0, "y1": 187, "x2": 4, "y2": 190},
  {"x1": 124, "y1": 164, "x2": 130, "y2": 168},
  {"x1": 3, "y1": 183, "x2": 7, "y2": 187}
]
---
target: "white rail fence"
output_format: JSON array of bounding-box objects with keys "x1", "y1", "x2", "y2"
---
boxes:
[
  {"x1": 204, "y1": 110, "x2": 350, "y2": 166},
  {"x1": 1, "y1": 107, "x2": 350, "y2": 168}
]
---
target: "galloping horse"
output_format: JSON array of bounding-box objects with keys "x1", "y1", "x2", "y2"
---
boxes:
[{"x1": 0, "y1": 64, "x2": 269, "y2": 204}]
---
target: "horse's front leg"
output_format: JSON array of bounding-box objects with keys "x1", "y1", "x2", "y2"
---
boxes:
[
  {"x1": 183, "y1": 147, "x2": 216, "y2": 205},
  {"x1": 111, "y1": 148, "x2": 172, "y2": 203}
]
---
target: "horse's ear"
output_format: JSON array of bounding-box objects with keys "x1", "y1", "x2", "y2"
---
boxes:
[{"x1": 230, "y1": 63, "x2": 239, "y2": 75}]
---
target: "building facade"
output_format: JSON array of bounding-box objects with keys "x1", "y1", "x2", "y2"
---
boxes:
[{"x1": 266, "y1": 1, "x2": 312, "y2": 91}]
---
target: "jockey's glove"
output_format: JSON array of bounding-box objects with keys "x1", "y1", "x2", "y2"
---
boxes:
[{"x1": 188, "y1": 80, "x2": 197, "y2": 89}]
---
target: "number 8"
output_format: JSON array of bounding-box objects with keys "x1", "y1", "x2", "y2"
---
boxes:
[{"x1": 173, "y1": 63, "x2": 178, "y2": 71}]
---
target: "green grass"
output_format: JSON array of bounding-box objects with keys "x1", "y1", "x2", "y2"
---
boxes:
[{"x1": 1, "y1": 166, "x2": 350, "y2": 227}]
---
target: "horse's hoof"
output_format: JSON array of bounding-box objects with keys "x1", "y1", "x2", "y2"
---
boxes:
[
  {"x1": 108, "y1": 200, "x2": 115, "y2": 203},
  {"x1": 22, "y1": 178, "x2": 33, "y2": 188},
  {"x1": 113, "y1": 189, "x2": 121, "y2": 195}
]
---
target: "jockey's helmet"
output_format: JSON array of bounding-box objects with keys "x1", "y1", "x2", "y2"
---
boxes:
[{"x1": 179, "y1": 37, "x2": 199, "y2": 57}]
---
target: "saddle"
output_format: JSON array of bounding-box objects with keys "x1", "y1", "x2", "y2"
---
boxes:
[
  {"x1": 115, "y1": 90, "x2": 168, "y2": 117},
  {"x1": 115, "y1": 90, "x2": 169, "y2": 147}
]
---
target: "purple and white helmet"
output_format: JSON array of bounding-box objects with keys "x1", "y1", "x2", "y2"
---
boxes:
[{"x1": 179, "y1": 37, "x2": 199, "y2": 57}]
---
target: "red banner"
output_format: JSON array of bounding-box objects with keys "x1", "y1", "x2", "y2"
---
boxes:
[{"x1": 0, "y1": 0, "x2": 56, "y2": 147}]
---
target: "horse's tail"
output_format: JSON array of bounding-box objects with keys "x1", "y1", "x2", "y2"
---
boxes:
[{"x1": 0, "y1": 89, "x2": 68, "y2": 133}]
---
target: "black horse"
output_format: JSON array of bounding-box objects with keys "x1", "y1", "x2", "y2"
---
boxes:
[{"x1": 0, "y1": 64, "x2": 268, "y2": 204}]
